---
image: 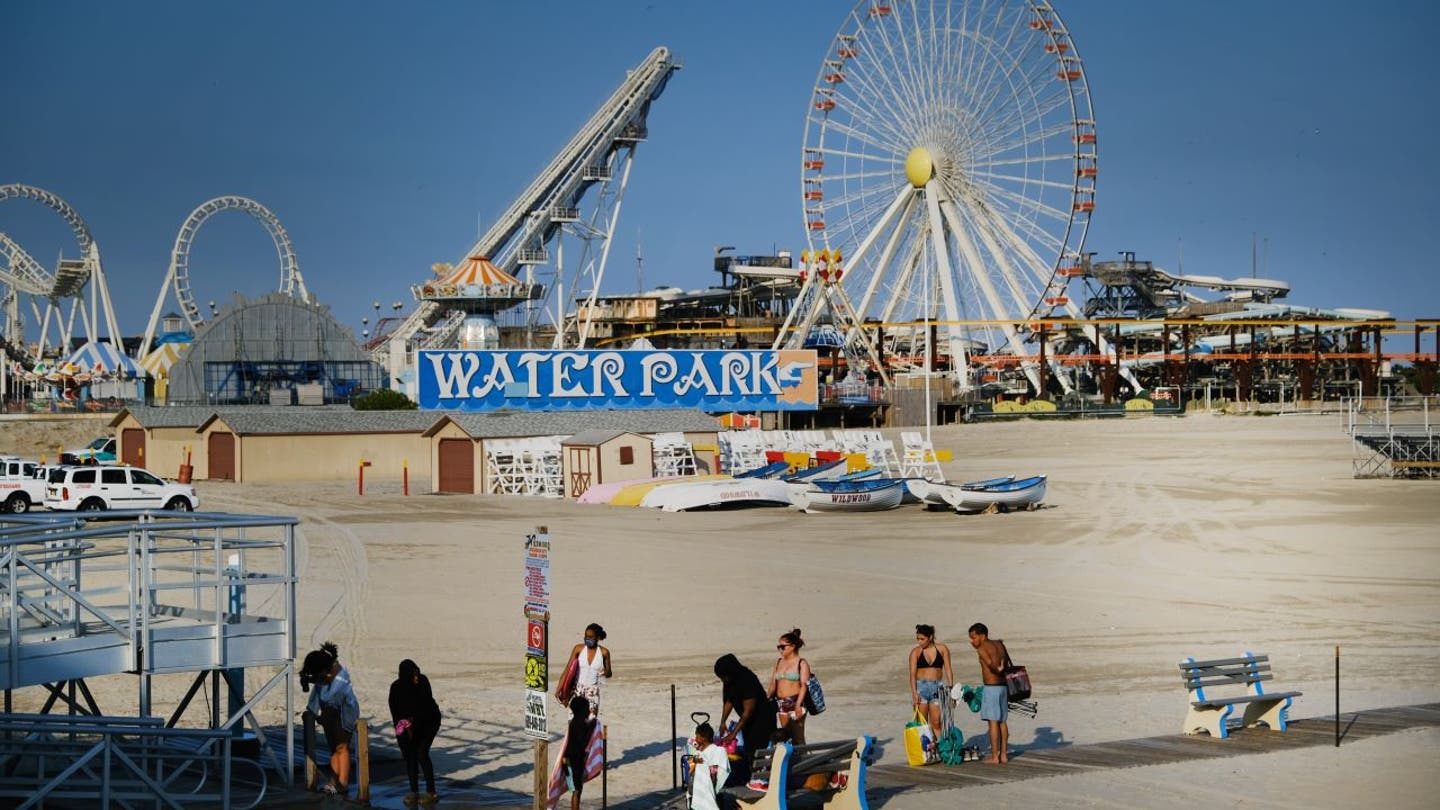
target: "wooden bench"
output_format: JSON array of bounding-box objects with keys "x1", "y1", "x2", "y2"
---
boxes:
[
  {"x1": 1179, "y1": 653, "x2": 1302, "y2": 739},
  {"x1": 722, "y1": 736, "x2": 874, "y2": 810}
]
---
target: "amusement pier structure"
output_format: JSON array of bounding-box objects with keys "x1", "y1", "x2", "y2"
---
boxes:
[
  {"x1": 757, "y1": 0, "x2": 1435, "y2": 413},
  {"x1": 370, "y1": 47, "x2": 681, "y2": 398}
]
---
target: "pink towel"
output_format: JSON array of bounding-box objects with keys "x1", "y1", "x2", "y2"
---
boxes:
[{"x1": 546, "y1": 723, "x2": 604, "y2": 809}]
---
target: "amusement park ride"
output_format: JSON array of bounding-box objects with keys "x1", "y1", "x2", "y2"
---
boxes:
[
  {"x1": 2, "y1": 0, "x2": 1434, "y2": 413},
  {"x1": 0, "y1": 184, "x2": 124, "y2": 365},
  {"x1": 137, "y1": 195, "x2": 311, "y2": 361},
  {"x1": 777, "y1": 0, "x2": 1137, "y2": 397},
  {"x1": 370, "y1": 46, "x2": 682, "y2": 398}
]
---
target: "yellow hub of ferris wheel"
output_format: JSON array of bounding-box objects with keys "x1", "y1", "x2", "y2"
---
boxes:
[{"x1": 905, "y1": 147, "x2": 935, "y2": 188}]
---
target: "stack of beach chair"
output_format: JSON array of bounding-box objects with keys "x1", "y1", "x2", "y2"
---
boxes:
[
  {"x1": 484, "y1": 437, "x2": 564, "y2": 497},
  {"x1": 651, "y1": 432, "x2": 698, "y2": 478}
]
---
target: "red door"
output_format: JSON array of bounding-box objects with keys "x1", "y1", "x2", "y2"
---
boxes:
[
  {"x1": 208, "y1": 433, "x2": 236, "y2": 481},
  {"x1": 122, "y1": 428, "x2": 146, "y2": 468},
  {"x1": 437, "y1": 439, "x2": 474, "y2": 493}
]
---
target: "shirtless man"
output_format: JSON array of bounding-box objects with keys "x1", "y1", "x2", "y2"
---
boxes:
[{"x1": 967, "y1": 622, "x2": 1009, "y2": 764}]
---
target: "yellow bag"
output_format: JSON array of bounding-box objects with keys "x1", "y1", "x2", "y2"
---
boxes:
[{"x1": 903, "y1": 710, "x2": 934, "y2": 767}]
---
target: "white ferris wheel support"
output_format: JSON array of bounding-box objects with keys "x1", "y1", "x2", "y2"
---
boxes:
[
  {"x1": 138, "y1": 195, "x2": 309, "y2": 360},
  {"x1": 0, "y1": 184, "x2": 123, "y2": 359},
  {"x1": 790, "y1": 0, "x2": 1140, "y2": 396}
]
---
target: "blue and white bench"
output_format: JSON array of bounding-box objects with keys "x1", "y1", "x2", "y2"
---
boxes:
[
  {"x1": 1179, "y1": 653, "x2": 1302, "y2": 738},
  {"x1": 722, "y1": 736, "x2": 875, "y2": 810}
]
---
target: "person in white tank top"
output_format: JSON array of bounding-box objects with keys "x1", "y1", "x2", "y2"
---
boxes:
[{"x1": 563, "y1": 623, "x2": 612, "y2": 716}]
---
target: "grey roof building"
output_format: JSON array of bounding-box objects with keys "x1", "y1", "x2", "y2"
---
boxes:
[{"x1": 165, "y1": 293, "x2": 385, "y2": 406}]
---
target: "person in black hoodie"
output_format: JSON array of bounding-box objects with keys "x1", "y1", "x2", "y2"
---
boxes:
[
  {"x1": 562, "y1": 695, "x2": 597, "y2": 809},
  {"x1": 714, "y1": 653, "x2": 777, "y2": 786},
  {"x1": 389, "y1": 659, "x2": 442, "y2": 806}
]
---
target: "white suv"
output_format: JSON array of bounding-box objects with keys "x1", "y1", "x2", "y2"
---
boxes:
[
  {"x1": 45, "y1": 466, "x2": 200, "y2": 512},
  {"x1": 0, "y1": 457, "x2": 46, "y2": 513}
]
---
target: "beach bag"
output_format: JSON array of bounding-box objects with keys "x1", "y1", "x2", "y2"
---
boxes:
[
  {"x1": 903, "y1": 710, "x2": 935, "y2": 767},
  {"x1": 1002, "y1": 647, "x2": 1031, "y2": 702},
  {"x1": 803, "y1": 672, "x2": 826, "y2": 716}
]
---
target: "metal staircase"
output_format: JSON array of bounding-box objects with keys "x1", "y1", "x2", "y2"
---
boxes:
[{"x1": 0, "y1": 511, "x2": 300, "y2": 807}]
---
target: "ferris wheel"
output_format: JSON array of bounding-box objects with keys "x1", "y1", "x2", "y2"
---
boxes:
[{"x1": 783, "y1": 0, "x2": 1119, "y2": 394}]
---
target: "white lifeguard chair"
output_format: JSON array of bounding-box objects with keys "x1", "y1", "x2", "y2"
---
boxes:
[
  {"x1": 900, "y1": 431, "x2": 944, "y2": 480},
  {"x1": 651, "y1": 432, "x2": 697, "y2": 478}
]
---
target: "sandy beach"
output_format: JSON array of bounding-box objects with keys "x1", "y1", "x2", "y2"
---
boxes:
[{"x1": 3, "y1": 412, "x2": 1437, "y2": 806}]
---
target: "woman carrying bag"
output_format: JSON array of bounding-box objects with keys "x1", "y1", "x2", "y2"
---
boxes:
[
  {"x1": 558, "y1": 623, "x2": 611, "y2": 715},
  {"x1": 908, "y1": 624, "x2": 954, "y2": 754},
  {"x1": 389, "y1": 659, "x2": 442, "y2": 806},
  {"x1": 766, "y1": 629, "x2": 812, "y2": 745}
]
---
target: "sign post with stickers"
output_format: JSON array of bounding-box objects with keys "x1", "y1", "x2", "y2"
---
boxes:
[{"x1": 524, "y1": 528, "x2": 552, "y2": 809}]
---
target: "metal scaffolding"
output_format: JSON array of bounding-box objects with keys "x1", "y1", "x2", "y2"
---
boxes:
[
  {"x1": 0, "y1": 510, "x2": 299, "y2": 807},
  {"x1": 1346, "y1": 396, "x2": 1439, "y2": 479}
]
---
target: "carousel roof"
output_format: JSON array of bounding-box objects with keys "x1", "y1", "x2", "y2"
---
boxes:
[
  {"x1": 61, "y1": 341, "x2": 145, "y2": 378},
  {"x1": 440, "y1": 256, "x2": 521, "y2": 287}
]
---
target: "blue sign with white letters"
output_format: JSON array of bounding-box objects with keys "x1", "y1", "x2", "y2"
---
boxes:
[{"x1": 418, "y1": 349, "x2": 819, "y2": 412}]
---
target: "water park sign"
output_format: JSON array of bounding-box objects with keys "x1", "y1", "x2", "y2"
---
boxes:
[{"x1": 418, "y1": 349, "x2": 820, "y2": 412}]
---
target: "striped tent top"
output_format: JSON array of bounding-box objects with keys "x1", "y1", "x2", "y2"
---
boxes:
[
  {"x1": 440, "y1": 256, "x2": 521, "y2": 287},
  {"x1": 62, "y1": 341, "x2": 145, "y2": 378},
  {"x1": 140, "y1": 342, "x2": 187, "y2": 378}
]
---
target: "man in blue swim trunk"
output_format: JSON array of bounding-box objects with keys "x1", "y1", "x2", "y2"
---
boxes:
[{"x1": 968, "y1": 622, "x2": 1009, "y2": 764}]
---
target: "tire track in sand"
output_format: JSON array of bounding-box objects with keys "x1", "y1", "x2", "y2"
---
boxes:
[{"x1": 300, "y1": 511, "x2": 369, "y2": 653}]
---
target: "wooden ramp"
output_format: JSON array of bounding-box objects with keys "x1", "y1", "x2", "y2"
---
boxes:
[{"x1": 868, "y1": 703, "x2": 1440, "y2": 797}]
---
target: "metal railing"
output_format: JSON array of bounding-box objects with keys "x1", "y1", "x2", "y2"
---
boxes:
[
  {"x1": 1342, "y1": 396, "x2": 1439, "y2": 478},
  {"x1": 1343, "y1": 395, "x2": 1438, "y2": 434},
  {"x1": 0, "y1": 713, "x2": 267, "y2": 808},
  {"x1": 1, "y1": 511, "x2": 298, "y2": 687},
  {"x1": 0, "y1": 511, "x2": 300, "y2": 806}
]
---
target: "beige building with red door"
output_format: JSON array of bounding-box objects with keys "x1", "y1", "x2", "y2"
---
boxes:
[
  {"x1": 195, "y1": 410, "x2": 435, "y2": 482},
  {"x1": 109, "y1": 405, "x2": 720, "y2": 491},
  {"x1": 110, "y1": 406, "x2": 222, "y2": 478},
  {"x1": 111, "y1": 406, "x2": 436, "y2": 483}
]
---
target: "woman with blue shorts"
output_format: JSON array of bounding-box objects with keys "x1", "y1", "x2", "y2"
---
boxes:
[{"x1": 908, "y1": 624, "x2": 954, "y2": 750}]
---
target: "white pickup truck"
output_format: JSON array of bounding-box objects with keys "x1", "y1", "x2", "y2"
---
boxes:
[{"x1": 0, "y1": 457, "x2": 47, "y2": 513}]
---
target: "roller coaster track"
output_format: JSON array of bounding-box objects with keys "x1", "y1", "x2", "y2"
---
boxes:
[
  {"x1": 137, "y1": 195, "x2": 309, "y2": 360},
  {"x1": 0, "y1": 184, "x2": 123, "y2": 357},
  {"x1": 377, "y1": 47, "x2": 680, "y2": 381}
]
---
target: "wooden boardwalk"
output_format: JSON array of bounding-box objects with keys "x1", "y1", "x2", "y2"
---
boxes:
[
  {"x1": 264, "y1": 703, "x2": 1440, "y2": 808},
  {"x1": 866, "y1": 702, "x2": 1440, "y2": 797}
]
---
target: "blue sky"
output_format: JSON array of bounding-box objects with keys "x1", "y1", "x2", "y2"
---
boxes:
[{"x1": 3, "y1": 0, "x2": 1437, "y2": 341}]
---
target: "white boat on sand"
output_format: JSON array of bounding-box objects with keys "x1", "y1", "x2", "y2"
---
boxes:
[
  {"x1": 641, "y1": 477, "x2": 793, "y2": 512},
  {"x1": 907, "y1": 476, "x2": 1016, "y2": 507},
  {"x1": 942, "y1": 475, "x2": 1047, "y2": 513},
  {"x1": 800, "y1": 478, "x2": 906, "y2": 514}
]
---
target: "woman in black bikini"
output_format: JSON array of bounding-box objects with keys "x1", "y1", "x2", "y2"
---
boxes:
[{"x1": 908, "y1": 624, "x2": 954, "y2": 748}]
